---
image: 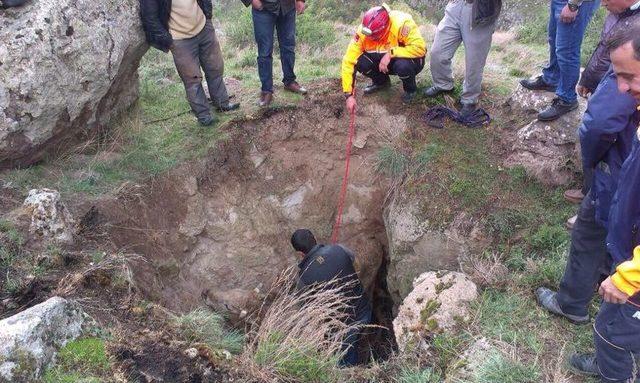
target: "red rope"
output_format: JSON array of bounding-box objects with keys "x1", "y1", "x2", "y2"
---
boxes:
[{"x1": 331, "y1": 106, "x2": 357, "y2": 244}]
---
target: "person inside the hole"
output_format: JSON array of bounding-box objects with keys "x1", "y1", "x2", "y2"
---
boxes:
[
  {"x1": 290, "y1": 229, "x2": 372, "y2": 366},
  {"x1": 568, "y1": 24, "x2": 640, "y2": 382},
  {"x1": 342, "y1": 3, "x2": 426, "y2": 113}
]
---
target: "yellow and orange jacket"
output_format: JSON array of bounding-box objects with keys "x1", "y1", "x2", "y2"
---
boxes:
[
  {"x1": 612, "y1": 246, "x2": 640, "y2": 297},
  {"x1": 341, "y1": 8, "x2": 426, "y2": 94}
]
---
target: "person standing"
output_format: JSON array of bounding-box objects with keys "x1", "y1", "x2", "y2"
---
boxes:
[
  {"x1": 241, "y1": 0, "x2": 308, "y2": 107},
  {"x1": 290, "y1": 229, "x2": 372, "y2": 366},
  {"x1": 520, "y1": 0, "x2": 600, "y2": 121},
  {"x1": 423, "y1": 0, "x2": 502, "y2": 116},
  {"x1": 342, "y1": 4, "x2": 427, "y2": 112},
  {"x1": 140, "y1": 0, "x2": 240, "y2": 127}
]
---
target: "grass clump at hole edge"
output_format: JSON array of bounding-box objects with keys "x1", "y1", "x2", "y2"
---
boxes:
[
  {"x1": 395, "y1": 365, "x2": 441, "y2": 383},
  {"x1": 473, "y1": 350, "x2": 541, "y2": 383},
  {"x1": 376, "y1": 146, "x2": 409, "y2": 177},
  {"x1": 175, "y1": 307, "x2": 244, "y2": 354},
  {"x1": 42, "y1": 337, "x2": 109, "y2": 383}
]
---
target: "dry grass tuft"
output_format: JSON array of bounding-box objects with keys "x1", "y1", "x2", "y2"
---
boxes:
[{"x1": 242, "y1": 268, "x2": 363, "y2": 383}]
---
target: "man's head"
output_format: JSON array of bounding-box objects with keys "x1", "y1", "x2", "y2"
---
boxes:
[
  {"x1": 602, "y1": 0, "x2": 637, "y2": 14},
  {"x1": 607, "y1": 21, "x2": 640, "y2": 101},
  {"x1": 362, "y1": 4, "x2": 390, "y2": 41},
  {"x1": 291, "y1": 229, "x2": 317, "y2": 257}
]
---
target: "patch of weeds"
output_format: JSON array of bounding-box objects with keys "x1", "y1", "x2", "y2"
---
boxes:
[
  {"x1": 297, "y1": 5, "x2": 338, "y2": 50},
  {"x1": 376, "y1": 146, "x2": 408, "y2": 177},
  {"x1": 485, "y1": 209, "x2": 529, "y2": 242},
  {"x1": 508, "y1": 68, "x2": 528, "y2": 78},
  {"x1": 90, "y1": 251, "x2": 105, "y2": 264},
  {"x1": 515, "y1": 6, "x2": 548, "y2": 45},
  {"x1": 220, "y1": 8, "x2": 255, "y2": 47},
  {"x1": 396, "y1": 365, "x2": 441, "y2": 383},
  {"x1": 518, "y1": 242, "x2": 567, "y2": 289},
  {"x1": 474, "y1": 350, "x2": 541, "y2": 383},
  {"x1": 448, "y1": 176, "x2": 489, "y2": 208},
  {"x1": 43, "y1": 337, "x2": 109, "y2": 382},
  {"x1": 529, "y1": 224, "x2": 569, "y2": 254},
  {"x1": 413, "y1": 143, "x2": 442, "y2": 175},
  {"x1": 175, "y1": 307, "x2": 244, "y2": 354},
  {"x1": 431, "y1": 332, "x2": 469, "y2": 374}
]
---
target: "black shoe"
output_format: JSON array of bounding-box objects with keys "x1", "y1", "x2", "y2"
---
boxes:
[
  {"x1": 364, "y1": 81, "x2": 391, "y2": 95},
  {"x1": 569, "y1": 354, "x2": 599, "y2": 376},
  {"x1": 520, "y1": 76, "x2": 557, "y2": 92},
  {"x1": 460, "y1": 103, "x2": 477, "y2": 118},
  {"x1": 217, "y1": 101, "x2": 240, "y2": 112},
  {"x1": 401, "y1": 91, "x2": 416, "y2": 103},
  {"x1": 423, "y1": 86, "x2": 452, "y2": 98},
  {"x1": 537, "y1": 98, "x2": 579, "y2": 121},
  {"x1": 535, "y1": 287, "x2": 590, "y2": 324},
  {"x1": 197, "y1": 115, "x2": 217, "y2": 126}
]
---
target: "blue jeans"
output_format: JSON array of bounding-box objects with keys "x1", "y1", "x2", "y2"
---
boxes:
[
  {"x1": 251, "y1": 8, "x2": 297, "y2": 93},
  {"x1": 339, "y1": 309, "x2": 372, "y2": 367},
  {"x1": 542, "y1": 0, "x2": 600, "y2": 103}
]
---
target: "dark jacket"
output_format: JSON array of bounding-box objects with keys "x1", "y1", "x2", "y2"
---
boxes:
[
  {"x1": 240, "y1": 0, "x2": 297, "y2": 15},
  {"x1": 139, "y1": 0, "x2": 213, "y2": 52},
  {"x1": 298, "y1": 244, "x2": 371, "y2": 323},
  {"x1": 472, "y1": 0, "x2": 502, "y2": 27},
  {"x1": 579, "y1": 9, "x2": 640, "y2": 91},
  {"x1": 579, "y1": 70, "x2": 639, "y2": 227},
  {"x1": 607, "y1": 128, "x2": 640, "y2": 267}
]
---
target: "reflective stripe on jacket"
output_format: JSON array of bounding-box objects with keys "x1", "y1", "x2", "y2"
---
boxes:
[{"x1": 340, "y1": 10, "x2": 426, "y2": 94}]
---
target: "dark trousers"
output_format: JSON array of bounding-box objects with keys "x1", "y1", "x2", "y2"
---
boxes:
[
  {"x1": 556, "y1": 191, "x2": 609, "y2": 317},
  {"x1": 340, "y1": 309, "x2": 372, "y2": 367},
  {"x1": 356, "y1": 53, "x2": 425, "y2": 93},
  {"x1": 252, "y1": 8, "x2": 297, "y2": 93},
  {"x1": 594, "y1": 302, "x2": 640, "y2": 382},
  {"x1": 542, "y1": 0, "x2": 599, "y2": 103},
  {"x1": 171, "y1": 21, "x2": 229, "y2": 119}
]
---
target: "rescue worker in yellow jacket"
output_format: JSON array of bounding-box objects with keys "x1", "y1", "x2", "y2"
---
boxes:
[{"x1": 342, "y1": 4, "x2": 426, "y2": 113}]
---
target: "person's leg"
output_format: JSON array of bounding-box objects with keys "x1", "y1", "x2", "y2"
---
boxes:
[
  {"x1": 593, "y1": 302, "x2": 640, "y2": 382},
  {"x1": 554, "y1": 192, "x2": 608, "y2": 317},
  {"x1": 429, "y1": 1, "x2": 463, "y2": 92},
  {"x1": 542, "y1": 0, "x2": 560, "y2": 87},
  {"x1": 356, "y1": 53, "x2": 390, "y2": 86},
  {"x1": 389, "y1": 57, "x2": 425, "y2": 93},
  {"x1": 339, "y1": 328, "x2": 360, "y2": 367},
  {"x1": 198, "y1": 21, "x2": 230, "y2": 107},
  {"x1": 276, "y1": 8, "x2": 297, "y2": 86},
  {"x1": 171, "y1": 36, "x2": 212, "y2": 121},
  {"x1": 459, "y1": 3, "x2": 495, "y2": 105},
  {"x1": 554, "y1": 0, "x2": 600, "y2": 103},
  {"x1": 252, "y1": 8, "x2": 276, "y2": 93}
]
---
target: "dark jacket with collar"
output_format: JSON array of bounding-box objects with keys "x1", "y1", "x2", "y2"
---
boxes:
[
  {"x1": 579, "y1": 9, "x2": 640, "y2": 91},
  {"x1": 139, "y1": 0, "x2": 213, "y2": 52},
  {"x1": 240, "y1": 0, "x2": 297, "y2": 15},
  {"x1": 579, "y1": 70, "x2": 640, "y2": 228},
  {"x1": 297, "y1": 244, "x2": 371, "y2": 323},
  {"x1": 472, "y1": 0, "x2": 502, "y2": 27}
]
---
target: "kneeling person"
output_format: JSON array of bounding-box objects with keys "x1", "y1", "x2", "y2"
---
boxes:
[
  {"x1": 291, "y1": 229, "x2": 372, "y2": 366},
  {"x1": 342, "y1": 4, "x2": 426, "y2": 112}
]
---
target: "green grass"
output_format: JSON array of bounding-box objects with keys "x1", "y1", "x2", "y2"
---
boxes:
[
  {"x1": 175, "y1": 308, "x2": 244, "y2": 354},
  {"x1": 376, "y1": 146, "x2": 409, "y2": 177},
  {"x1": 473, "y1": 351, "x2": 541, "y2": 383},
  {"x1": 42, "y1": 338, "x2": 109, "y2": 383},
  {"x1": 395, "y1": 366, "x2": 441, "y2": 383}
]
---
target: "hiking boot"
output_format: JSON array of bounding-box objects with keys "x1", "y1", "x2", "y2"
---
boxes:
[
  {"x1": 197, "y1": 114, "x2": 217, "y2": 127},
  {"x1": 569, "y1": 353, "x2": 599, "y2": 376},
  {"x1": 538, "y1": 98, "x2": 579, "y2": 121},
  {"x1": 401, "y1": 91, "x2": 416, "y2": 103},
  {"x1": 566, "y1": 214, "x2": 577, "y2": 231},
  {"x1": 520, "y1": 76, "x2": 557, "y2": 92},
  {"x1": 423, "y1": 86, "x2": 452, "y2": 98},
  {"x1": 259, "y1": 91, "x2": 273, "y2": 107},
  {"x1": 564, "y1": 189, "x2": 584, "y2": 204},
  {"x1": 535, "y1": 287, "x2": 590, "y2": 324},
  {"x1": 217, "y1": 101, "x2": 240, "y2": 112},
  {"x1": 364, "y1": 81, "x2": 391, "y2": 95},
  {"x1": 460, "y1": 102, "x2": 477, "y2": 118},
  {"x1": 284, "y1": 81, "x2": 308, "y2": 95}
]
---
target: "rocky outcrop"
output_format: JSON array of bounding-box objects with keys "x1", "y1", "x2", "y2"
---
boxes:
[
  {"x1": 22, "y1": 189, "x2": 74, "y2": 244},
  {"x1": 0, "y1": 0, "x2": 147, "y2": 168},
  {"x1": 384, "y1": 193, "x2": 466, "y2": 305},
  {"x1": 393, "y1": 271, "x2": 478, "y2": 352},
  {"x1": 0, "y1": 297, "x2": 87, "y2": 382},
  {"x1": 504, "y1": 86, "x2": 587, "y2": 186}
]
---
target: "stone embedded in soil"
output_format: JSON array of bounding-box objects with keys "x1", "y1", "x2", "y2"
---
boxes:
[
  {"x1": 446, "y1": 337, "x2": 495, "y2": 382},
  {"x1": 0, "y1": 297, "x2": 87, "y2": 382},
  {"x1": 22, "y1": 188, "x2": 75, "y2": 244},
  {"x1": 393, "y1": 271, "x2": 478, "y2": 352},
  {"x1": 504, "y1": 85, "x2": 586, "y2": 186}
]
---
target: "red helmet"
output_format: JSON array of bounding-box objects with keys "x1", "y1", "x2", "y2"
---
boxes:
[{"x1": 362, "y1": 5, "x2": 390, "y2": 40}]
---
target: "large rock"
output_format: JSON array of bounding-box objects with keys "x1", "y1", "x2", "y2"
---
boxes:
[
  {"x1": 0, "y1": 297, "x2": 87, "y2": 382},
  {"x1": 504, "y1": 85, "x2": 587, "y2": 186},
  {"x1": 0, "y1": 0, "x2": 147, "y2": 168},
  {"x1": 393, "y1": 271, "x2": 478, "y2": 352},
  {"x1": 384, "y1": 193, "x2": 466, "y2": 306},
  {"x1": 22, "y1": 188, "x2": 74, "y2": 244}
]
